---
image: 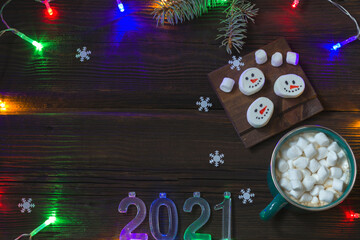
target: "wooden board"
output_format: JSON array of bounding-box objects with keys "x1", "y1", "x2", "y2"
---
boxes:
[{"x1": 208, "y1": 38, "x2": 324, "y2": 148}]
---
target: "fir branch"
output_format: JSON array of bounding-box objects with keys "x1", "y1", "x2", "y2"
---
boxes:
[
  {"x1": 217, "y1": 0, "x2": 258, "y2": 54},
  {"x1": 152, "y1": 0, "x2": 225, "y2": 26}
]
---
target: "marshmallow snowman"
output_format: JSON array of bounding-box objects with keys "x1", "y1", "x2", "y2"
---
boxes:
[
  {"x1": 239, "y1": 67, "x2": 265, "y2": 96},
  {"x1": 246, "y1": 97, "x2": 274, "y2": 128},
  {"x1": 274, "y1": 74, "x2": 305, "y2": 98}
]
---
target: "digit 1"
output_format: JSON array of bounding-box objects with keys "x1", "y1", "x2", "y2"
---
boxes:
[
  {"x1": 118, "y1": 192, "x2": 148, "y2": 240},
  {"x1": 214, "y1": 192, "x2": 232, "y2": 240},
  {"x1": 149, "y1": 193, "x2": 178, "y2": 240},
  {"x1": 183, "y1": 192, "x2": 211, "y2": 240}
]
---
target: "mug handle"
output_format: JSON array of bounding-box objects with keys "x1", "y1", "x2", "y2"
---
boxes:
[{"x1": 259, "y1": 194, "x2": 288, "y2": 221}]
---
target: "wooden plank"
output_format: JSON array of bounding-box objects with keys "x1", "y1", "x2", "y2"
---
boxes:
[
  {"x1": 0, "y1": 1, "x2": 359, "y2": 111},
  {"x1": 208, "y1": 38, "x2": 324, "y2": 147},
  {"x1": 0, "y1": 110, "x2": 359, "y2": 239}
]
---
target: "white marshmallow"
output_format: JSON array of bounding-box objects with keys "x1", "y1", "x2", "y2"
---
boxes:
[
  {"x1": 324, "y1": 179, "x2": 333, "y2": 188},
  {"x1": 332, "y1": 178, "x2": 344, "y2": 192},
  {"x1": 326, "y1": 151, "x2": 338, "y2": 167},
  {"x1": 326, "y1": 187, "x2": 340, "y2": 198},
  {"x1": 302, "y1": 175, "x2": 317, "y2": 191},
  {"x1": 255, "y1": 49, "x2": 267, "y2": 64},
  {"x1": 288, "y1": 159, "x2": 294, "y2": 169},
  {"x1": 304, "y1": 144, "x2": 317, "y2": 159},
  {"x1": 246, "y1": 97, "x2": 274, "y2": 128},
  {"x1": 291, "y1": 179, "x2": 303, "y2": 191},
  {"x1": 337, "y1": 150, "x2": 346, "y2": 160},
  {"x1": 220, "y1": 77, "x2": 235, "y2": 93},
  {"x1": 239, "y1": 68, "x2": 266, "y2": 96},
  {"x1": 314, "y1": 132, "x2": 330, "y2": 146},
  {"x1": 279, "y1": 178, "x2": 292, "y2": 192},
  {"x1": 340, "y1": 172, "x2": 348, "y2": 183},
  {"x1": 301, "y1": 169, "x2": 311, "y2": 177},
  {"x1": 288, "y1": 169, "x2": 303, "y2": 181},
  {"x1": 320, "y1": 159, "x2": 327, "y2": 166},
  {"x1": 296, "y1": 137, "x2": 309, "y2": 150},
  {"x1": 328, "y1": 142, "x2": 341, "y2": 153},
  {"x1": 286, "y1": 51, "x2": 299, "y2": 65},
  {"x1": 289, "y1": 141, "x2": 297, "y2": 147},
  {"x1": 289, "y1": 189, "x2": 305, "y2": 199},
  {"x1": 340, "y1": 158, "x2": 349, "y2": 170},
  {"x1": 308, "y1": 159, "x2": 321, "y2": 173},
  {"x1": 311, "y1": 196, "x2": 319, "y2": 204},
  {"x1": 319, "y1": 189, "x2": 334, "y2": 203},
  {"x1": 300, "y1": 193, "x2": 312, "y2": 203},
  {"x1": 310, "y1": 185, "x2": 324, "y2": 196},
  {"x1": 271, "y1": 52, "x2": 283, "y2": 67},
  {"x1": 277, "y1": 159, "x2": 289, "y2": 173},
  {"x1": 293, "y1": 157, "x2": 309, "y2": 169},
  {"x1": 317, "y1": 166, "x2": 330, "y2": 184},
  {"x1": 330, "y1": 167, "x2": 342, "y2": 179},
  {"x1": 316, "y1": 147, "x2": 328, "y2": 160},
  {"x1": 287, "y1": 146, "x2": 303, "y2": 159},
  {"x1": 280, "y1": 148, "x2": 290, "y2": 160}
]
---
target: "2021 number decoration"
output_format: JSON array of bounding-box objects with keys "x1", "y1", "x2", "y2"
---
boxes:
[
  {"x1": 118, "y1": 192, "x2": 149, "y2": 240},
  {"x1": 214, "y1": 192, "x2": 232, "y2": 240},
  {"x1": 149, "y1": 193, "x2": 179, "y2": 240},
  {"x1": 119, "y1": 192, "x2": 233, "y2": 239},
  {"x1": 183, "y1": 192, "x2": 212, "y2": 240}
]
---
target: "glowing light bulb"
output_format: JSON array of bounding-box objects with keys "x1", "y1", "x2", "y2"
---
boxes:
[
  {"x1": 43, "y1": 0, "x2": 53, "y2": 16},
  {"x1": 13, "y1": 31, "x2": 43, "y2": 51},
  {"x1": 117, "y1": 0, "x2": 125, "y2": 12},
  {"x1": 29, "y1": 216, "x2": 56, "y2": 237},
  {"x1": 331, "y1": 35, "x2": 358, "y2": 51},
  {"x1": 0, "y1": 100, "x2": 6, "y2": 111},
  {"x1": 292, "y1": 0, "x2": 299, "y2": 8}
]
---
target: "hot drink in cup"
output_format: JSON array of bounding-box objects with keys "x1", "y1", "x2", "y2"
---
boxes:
[{"x1": 275, "y1": 131, "x2": 350, "y2": 207}]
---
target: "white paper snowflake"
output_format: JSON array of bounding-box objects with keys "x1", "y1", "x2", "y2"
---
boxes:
[
  {"x1": 238, "y1": 188, "x2": 255, "y2": 204},
  {"x1": 75, "y1": 46, "x2": 91, "y2": 62},
  {"x1": 228, "y1": 56, "x2": 245, "y2": 71},
  {"x1": 18, "y1": 198, "x2": 35, "y2": 213},
  {"x1": 196, "y1": 96, "x2": 212, "y2": 112},
  {"x1": 209, "y1": 150, "x2": 224, "y2": 167}
]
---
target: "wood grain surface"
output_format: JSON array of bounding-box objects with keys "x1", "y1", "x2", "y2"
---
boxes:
[
  {"x1": 1, "y1": 0, "x2": 360, "y2": 239},
  {"x1": 208, "y1": 38, "x2": 324, "y2": 147}
]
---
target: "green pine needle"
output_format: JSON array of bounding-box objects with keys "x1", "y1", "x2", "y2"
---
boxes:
[
  {"x1": 152, "y1": 0, "x2": 226, "y2": 26},
  {"x1": 152, "y1": 0, "x2": 258, "y2": 54},
  {"x1": 217, "y1": 0, "x2": 258, "y2": 54}
]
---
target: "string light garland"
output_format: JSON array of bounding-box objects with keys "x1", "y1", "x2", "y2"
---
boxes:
[
  {"x1": 328, "y1": 0, "x2": 360, "y2": 51},
  {"x1": 117, "y1": 0, "x2": 125, "y2": 12},
  {"x1": 42, "y1": 0, "x2": 54, "y2": 16},
  {"x1": 14, "y1": 216, "x2": 56, "y2": 240},
  {"x1": 0, "y1": 0, "x2": 44, "y2": 51}
]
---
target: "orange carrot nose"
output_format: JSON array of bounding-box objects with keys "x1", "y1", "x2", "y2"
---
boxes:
[
  {"x1": 260, "y1": 106, "x2": 267, "y2": 115},
  {"x1": 290, "y1": 85, "x2": 299, "y2": 89},
  {"x1": 250, "y1": 78, "x2": 258, "y2": 83}
]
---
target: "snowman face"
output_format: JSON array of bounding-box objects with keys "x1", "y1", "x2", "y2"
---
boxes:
[
  {"x1": 274, "y1": 74, "x2": 305, "y2": 98},
  {"x1": 246, "y1": 97, "x2": 274, "y2": 128},
  {"x1": 239, "y1": 67, "x2": 265, "y2": 96}
]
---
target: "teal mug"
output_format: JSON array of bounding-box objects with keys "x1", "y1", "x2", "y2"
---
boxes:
[{"x1": 260, "y1": 125, "x2": 357, "y2": 220}]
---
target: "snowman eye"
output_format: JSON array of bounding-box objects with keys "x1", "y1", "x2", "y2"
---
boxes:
[
  {"x1": 259, "y1": 104, "x2": 263, "y2": 107},
  {"x1": 254, "y1": 109, "x2": 258, "y2": 113},
  {"x1": 245, "y1": 77, "x2": 249, "y2": 80},
  {"x1": 292, "y1": 80, "x2": 296, "y2": 84},
  {"x1": 251, "y1": 73, "x2": 254, "y2": 77},
  {"x1": 285, "y1": 81, "x2": 289, "y2": 85}
]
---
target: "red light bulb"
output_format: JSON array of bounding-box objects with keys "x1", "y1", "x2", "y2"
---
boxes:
[
  {"x1": 292, "y1": 0, "x2": 300, "y2": 8},
  {"x1": 43, "y1": 0, "x2": 53, "y2": 16}
]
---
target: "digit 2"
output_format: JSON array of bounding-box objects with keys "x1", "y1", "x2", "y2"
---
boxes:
[
  {"x1": 183, "y1": 192, "x2": 211, "y2": 240},
  {"x1": 118, "y1": 192, "x2": 148, "y2": 240}
]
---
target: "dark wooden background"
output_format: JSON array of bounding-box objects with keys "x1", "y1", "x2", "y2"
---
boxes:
[{"x1": 1, "y1": 0, "x2": 360, "y2": 239}]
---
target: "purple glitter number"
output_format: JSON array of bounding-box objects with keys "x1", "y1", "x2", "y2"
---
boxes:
[{"x1": 119, "y1": 192, "x2": 148, "y2": 240}]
